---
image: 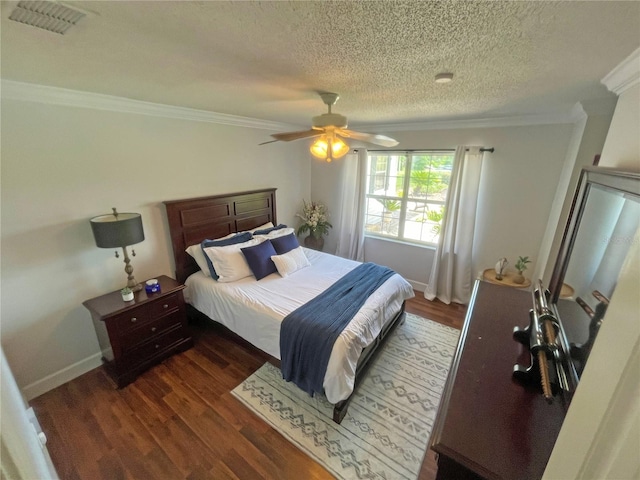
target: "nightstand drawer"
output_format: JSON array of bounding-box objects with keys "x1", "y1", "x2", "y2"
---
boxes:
[
  {"x1": 150, "y1": 292, "x2": 180, "y2": 318},
  {"x1": 123, "y1": 325, "x2": 185, "y2": 367},
  {"x1": 120, "y1": 311, "x2": 184, "y2": 352},
  {"x1": 114, "y1": 306, "x2": 151, "y2": 333}
]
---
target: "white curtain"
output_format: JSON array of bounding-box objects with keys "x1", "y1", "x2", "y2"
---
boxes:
[
  {"x1": 425, "y1": 146, "x2": 484, "y2": 304},
  {"x1": 335, "y1": 149, "x2": 367, "y2": 261}
]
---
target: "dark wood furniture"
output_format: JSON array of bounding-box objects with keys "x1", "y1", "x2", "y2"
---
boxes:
[
  {"x1": 162, "y1": 188, "x2": 406, "y2": 423},
  {"x1": 84, "y1": 275, "x2": 193, "y2": 388},
  {"x1": 430, "y1": 280, "x2": 567, "y2": 480}
]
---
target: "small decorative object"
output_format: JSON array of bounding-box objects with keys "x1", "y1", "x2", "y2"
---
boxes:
[
  {"x1": 495, "y1": 257, "x2": 508, "y2": 281},
  {"x1": 296, "y1": 200, "x2": 332, "y2": 251},
  {"x1": 121, "y1": 287, "x2": 134, "y2": 302},
  {"x1": 145, "y1": 278, "x2": 161, "y2": 294},
  {"x1": 514, "y1": 256, "x2": 531, "y2": 284}
]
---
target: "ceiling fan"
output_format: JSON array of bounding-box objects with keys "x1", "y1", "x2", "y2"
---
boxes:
[{"x1": 261, "y1": 92, "x2": 399, "y2": 162}]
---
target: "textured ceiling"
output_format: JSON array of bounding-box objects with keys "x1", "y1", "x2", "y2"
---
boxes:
[{"x1": 1, "y1": 1, "x2": 639, "y2": 128}]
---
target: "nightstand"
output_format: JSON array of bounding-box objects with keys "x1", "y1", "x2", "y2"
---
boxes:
[{"x1": 83, "y1": 275, "x2": 193, "y2": 388}]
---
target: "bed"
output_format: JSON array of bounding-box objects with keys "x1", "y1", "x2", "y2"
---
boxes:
[{"x1": 163, "y1": 188, "x2": 414, "y2": 422}]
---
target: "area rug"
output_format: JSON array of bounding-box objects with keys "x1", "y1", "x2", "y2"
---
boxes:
[{"x1": 231, "y1": 313, "x2": 460, "y2": 480}]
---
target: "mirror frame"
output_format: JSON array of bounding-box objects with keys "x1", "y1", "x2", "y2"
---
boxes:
[{"x1": 549, "y1": 166, "x2": 640, "y2": 304}]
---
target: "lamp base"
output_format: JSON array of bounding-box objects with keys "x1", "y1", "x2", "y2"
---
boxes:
[{"x1": 130, "y1": 283, "x2": 143, "y2": 292}]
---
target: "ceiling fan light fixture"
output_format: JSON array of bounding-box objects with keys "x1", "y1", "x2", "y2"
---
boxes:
[
  {"x1": 310, "y1": 134, "x2": 349, "y2": 163},
  {"x1": 331, "y1": 136, "x2": 349, "y2": 160},
  {"x1": 263, "y1": 92, "x2": 398, "y2": 152},
  {"x1": 310, "y1": 136, "x2": 329, "y2": 159}
]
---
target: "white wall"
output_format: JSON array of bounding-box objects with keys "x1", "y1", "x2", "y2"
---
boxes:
[
  {"x1": 312, "y1": 124, "x2": 579, "y2": 291},
  {"x1": 600, "y1": 83, "x2": 640, "y2": 171},
  {"x1": 544, "y1": 51, "x2": 640, "y2": 480},
  {"x1": 0, "y1": 91, "x2": 310, "y2": 397},
  {"x1": 536, "y1": 109, "x2": 614, "y2": 284}
]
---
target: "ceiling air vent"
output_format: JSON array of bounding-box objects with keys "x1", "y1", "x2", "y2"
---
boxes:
[{"x1": 9, "y1": 1, "x2": 86, "y2": 35}]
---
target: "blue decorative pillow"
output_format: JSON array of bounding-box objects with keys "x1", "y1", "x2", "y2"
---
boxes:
[
  {"x1": 270, "y1": 232, "x2": 300, "y2": 255},
  {"x1": 241, "y1": 240, "x2": 278, "y2": 280},
  {"x1": 201, "y1": 232, "x2": 253, "y2": 279},
  {"x1": 252, "y1": 224, "x2": 287, "y2": 235}
]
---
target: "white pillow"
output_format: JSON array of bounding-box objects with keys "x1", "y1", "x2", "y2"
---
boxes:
[
  {"x1": 203, "y1": 238, "x2": 263, "y2": 283},
  {"x1": 254, "y1": 227, "x2": 295, "y2": 240},
  {"x1": 271, "y1": 246, "x2": 310, "y2": 277},
  {"x1": 185, "y1": 232, "x2": 238, "y2": 277},
  {"x1": 186, "y1": 244, "x2": 210, "y2": 276}
]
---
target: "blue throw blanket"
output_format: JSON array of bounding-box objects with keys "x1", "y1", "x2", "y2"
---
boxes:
[{"x1": 280, "y1": 262, "x2": 396, "y2": 397}]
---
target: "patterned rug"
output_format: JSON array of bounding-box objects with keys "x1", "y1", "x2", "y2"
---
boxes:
[{"x1": 231, "y1": 313, "x2": 460, "y2": 480}]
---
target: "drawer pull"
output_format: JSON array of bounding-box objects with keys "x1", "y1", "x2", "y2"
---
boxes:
[
  {"x1": 151, "y1": 327, "x2": 157, "y2": 332},
  {"x1": 155, "y1": 344, "x2": 160, "y2": 349},
  {"x1": 163, "y1": 304, "x2": 169, "y2": 309},
  {"x1": 131, "y1": 317, "x2": 137, "y2": 323}
]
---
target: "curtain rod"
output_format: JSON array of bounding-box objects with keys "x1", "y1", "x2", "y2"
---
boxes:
[{"x1": 362, "y1": 147, "x2": 494, "y2": 153}]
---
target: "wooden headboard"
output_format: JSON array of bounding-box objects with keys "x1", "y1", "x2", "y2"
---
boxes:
[{"x1": 163, "y1": 188, "x2": 277, "y2": 284}]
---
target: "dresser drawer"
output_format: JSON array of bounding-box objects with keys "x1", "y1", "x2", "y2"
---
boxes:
[
  {"x1": 122, "y1": 325, "x2": 185, "y2": 367},
  {"x1": 150, "y1": 292, "x2": 180, "y2": 318},
  {"x1": 112, "y1": 292, "x2": 181, "y2": 334},
  {"x1": 120, "y1": 311, "x2": 184, "y2": 352},
  {"x1": 113, "y1": 305, "x2": 152, "y2": 334}
]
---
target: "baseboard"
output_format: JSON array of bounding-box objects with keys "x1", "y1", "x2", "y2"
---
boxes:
[
  {"x1": 407, "y1": 279, "x2": 427, "y2": 293},
  {"x1": 23, "y1": 353, "x2": 103, "y2": 401}
]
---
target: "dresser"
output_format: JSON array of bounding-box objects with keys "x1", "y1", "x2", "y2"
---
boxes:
[
  {"x1": 429, "y1": 280, "x2": 567, "y2": 479},
  {"x1": 83, "y1": 275, "x2": 193, "y2": 388}
]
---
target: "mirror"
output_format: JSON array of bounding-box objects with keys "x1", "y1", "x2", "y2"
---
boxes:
[{"x1": 549, "y1": 167, "x2": 640, "y2": 377}]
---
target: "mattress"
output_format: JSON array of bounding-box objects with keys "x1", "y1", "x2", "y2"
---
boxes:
[{"x1": 184, "y1": 248, "x2": 415, "y2": 403}]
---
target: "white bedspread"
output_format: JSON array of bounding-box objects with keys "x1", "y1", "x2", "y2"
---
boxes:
[{"x1": 184, "y1": 248, "x2": 414, "y2": 403}]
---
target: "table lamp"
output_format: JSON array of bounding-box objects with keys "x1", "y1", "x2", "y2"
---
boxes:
[{"x1": 90, "y1": 208, "x2": 145, "y2": 291}]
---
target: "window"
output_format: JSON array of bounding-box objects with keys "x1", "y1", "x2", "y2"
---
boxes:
[{"x1": 364, "y1": 150, "x2": 454, "y2": 246}]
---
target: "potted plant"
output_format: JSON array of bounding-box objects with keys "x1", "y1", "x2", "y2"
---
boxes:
[
  {"x1": 514, "y1": 256, "x2": 531, "y2": 284},
  {"x1": 121, "y1": 287, "x2": 134, "y2": 302},
  {"x1": 296, "y1": 200, "x2": 332, "y2": 251}
]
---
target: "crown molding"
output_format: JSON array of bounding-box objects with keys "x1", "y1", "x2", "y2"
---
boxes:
[
  {"x1": 0, "y1": 80, "x2": 300, "y2": 131},
  {"x1": 353, "y1": 111, "x2": 578, "y2": 132},
  {"x1": 569, "y1": 102, "x2": 588, "y2": 122},
  {"x1": 2, "y1": 79, "x2": 590, "y2": 133},
  {"x1": 602, "y1": 47, "x2": 640, "y2": 95}
]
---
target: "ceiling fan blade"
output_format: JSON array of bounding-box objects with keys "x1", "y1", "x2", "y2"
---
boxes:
[
  {"x1": 337, "y1": 129, "x2": 399, "y2": 147},
  {"x1": 271, "y1": 129, "x2": 324, "y2": 142}
]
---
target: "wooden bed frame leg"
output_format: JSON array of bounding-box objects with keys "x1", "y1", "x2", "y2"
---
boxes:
[{"x1": 333, "y1": 400, "x2": 348, "y2": 424}]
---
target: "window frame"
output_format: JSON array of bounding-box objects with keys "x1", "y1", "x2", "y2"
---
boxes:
[{"x1": 364, "y1": 150, "x2": 454, "y2": 247}]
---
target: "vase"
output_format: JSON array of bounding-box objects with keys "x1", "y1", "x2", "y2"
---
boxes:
[
  {"x1": 513, "y1": 273, "x2": 525, "y2": 284},
  {"x1": 494, "y1": 258, "x2": 508, "y2": 280},
  {"x1": 304, "y1": 234, "x2": 324, "y2": 251}
]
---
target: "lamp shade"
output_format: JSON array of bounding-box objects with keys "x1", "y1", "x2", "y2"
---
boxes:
[{"x1": 90, "y1": 211, "x2": 145, "y2": 248}]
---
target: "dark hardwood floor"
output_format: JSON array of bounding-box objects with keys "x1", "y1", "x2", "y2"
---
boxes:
[{"x1": 31, "y1": 293, "x2": 466, "y2": 480}]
